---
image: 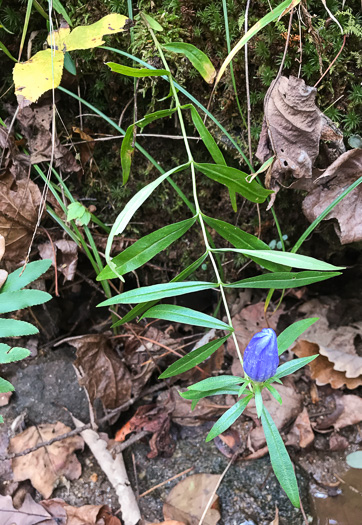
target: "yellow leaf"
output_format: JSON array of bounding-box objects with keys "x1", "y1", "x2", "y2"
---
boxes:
[
  {"x1": 64, "y1": 14, "x2": 129, "y2": 51},
  {"x1": 46, "y1": 26, "x2": 71, "y2": 52},
  {"x1": 13, "y1": 49, "x2": 64, "y2": 107}
]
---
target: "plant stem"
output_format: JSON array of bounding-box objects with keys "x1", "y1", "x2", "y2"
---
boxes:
[{"x1": 145, "y1": 20, "x2": 244, "y2": 367}]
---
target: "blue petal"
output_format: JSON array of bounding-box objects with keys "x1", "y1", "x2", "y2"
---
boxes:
[{"x1": 243, "y1": 328, "x2": 279, "y2": 382}]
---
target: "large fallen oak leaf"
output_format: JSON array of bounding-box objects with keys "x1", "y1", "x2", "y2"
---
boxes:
[
  {"x1": 0, "y1": 493, "x2": 53, "y2": 525},
  {"x1": 256, "y1": 76, "x2": 343, "y2": 198},
  {"x1": 70, "y1": 334, "x2": 132, "y2": 411},
  {"x1": 9, "y1": 422, "x2": 84, "y2": 498},
  {"x1": 163, "y1": 473, "x2": 221, "y2": 525},
  {"x1": 303, "y1": 149, "x2": 362, "y2": 244}
]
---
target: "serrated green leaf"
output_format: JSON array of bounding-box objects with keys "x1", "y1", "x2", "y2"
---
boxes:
[
  {"x1": 206, "y1": 394, "x2": 252, "y2": 442},
  {"x1": 273, "y1": 355, "x2": 318, "y2": 379},
  {"x1": 203, "y1": 215, "x2": 287, "y2": 273},
  {"x1": 214, "y1": 249, "x2": 344, "y2": 272},
  {"x1": 98, "y1": 218, "x2": 196, "y2": 280},
  {"x1": 195, "y1": 163, "x2": 273, "y2": 203},
  {"x1": 225, "y1": 271, "x2": 341, "y2": 290},
  {"x1": 261, "y1": 406, "x2": 300, "y2": 508},
  {"x1": 189, "y1": 107, "x2": 225, "y2": 165},
  {"x1": 0, "y1": 343, "x2": 30, "y2": 364},
  {"x1": 0, "y1": 319, "x2": 38, "y2": 337},
  {"x1": 163, "y1": 42, "x2": 216, "y2": 84},
  {"x1": 111, "y1": 253, "x2": 209, "y2": 327},
  {"x1": 107, "y1": 62, "x2": 168, "y2": 77},
  {"x1": 266, "y1": 384, "x2": 282, "y2": 405},
  {"x1": 141, "y1": 304, "x2": 231, "y2": 331},
  {"x1": 0, "y1": 290, "x2": 52, "y2": 314},
  {"x1": 159, "y1": 336, "x2": 229, "y2": 379},
  {"x1": 0, "y1": 377, "x2": 14, "y2": 393},
  {"x1": 277, "y1": 318, "x2": 319, "y2": 355},
  {"x1": 1, "y1": 260, "x2": 52, "y2": 293},
  {"x1": 188, "y1": 375, "x2": 244, "y2": 391}
]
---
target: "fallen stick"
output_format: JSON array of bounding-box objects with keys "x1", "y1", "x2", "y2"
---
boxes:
[{"x1": 72, "y1": 415, "x2": 141, "y2": 525}]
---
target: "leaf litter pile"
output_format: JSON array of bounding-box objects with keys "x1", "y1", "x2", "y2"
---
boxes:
[{"x1": 1, "y1": 43, "x2": 362, "y2": 525}]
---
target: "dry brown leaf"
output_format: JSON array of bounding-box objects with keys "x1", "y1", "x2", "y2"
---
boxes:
[
  {"x1": 245, "y1": 383, "x2": 302, "y2": 450},
  {"x1": 227, "y1": 301, "x2": 283, "y2": 375},
  {"x1": 9, "y1": 422, "x2": 84, "y2": 498},
  {"x1": 0, "y1": 391, "x2": 12, "y2": 407},
  {"x1": 63, "y1": 503, "x2": 112, "y2": 525},
  {"x1": 39, "y1": 498, "x2": 67, "y2": 524},
  {"x1": 270, "y1": 507, "x2": 279, "y2": 525},
  {"x1": 14, "y1": 101, "x2": 80, "y2": 173},
  {"x1": 0, "y1": 127, "x2": 30, "y2": 180},
  {"x1": 148, "y1": 522, "x2": 185, "y2": 525},
  {"x1": 285, "y1": 407, "x2": 314, "y2": 448},
  {"x1": 256, "y1": 76, "x2": 343, "y2": 198},
  {"x1": 70, "y1": 334, "x2": 132, "y2": 411},
  {"x1": 0, "y1": 493, "x2": 53, "y2": 525},
  {"x1": 163, "y1": 473, "x2": 221, "y2": 525},
  {"x1": 329, "y1": 433, "x2": 348, "y2": 451},
  {"x1": 303, "y1": 149, "x2": 362, "y2": 244},
  {"x1": 333, "y1": 395, "x2": 362, "y2": 430},
  {"x1": 39, "y1": 239, "x2": 78, "y2": 281},
  {"x1": 0, "y1": 178, "x2": 43, "y2": 264},
  {"x1": 157, "y1": 386, "x2": 227, "y2": 427}
]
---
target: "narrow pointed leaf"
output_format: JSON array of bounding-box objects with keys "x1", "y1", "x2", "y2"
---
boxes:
[
  {"x1": 98, "y1": 281, "x2": 217, "y2": 307},
  {"x1": 190, "y1": 107, "x2": 225, "y2": 165},
  {"x1": 163, "y1": 42, "x2": 216, "y2": 84},
  {"x1": 120, "y1": 124, "x2": 135, "y2": 185},
  {"x1": 1, "y1": 259, "x2": 52, "y2": 293},
  {"x1": 98, "y1": 218, "x2": 196, "y2": 280},
  {"x1": 273, "y1": 355, "x2": 318, "y2": 379},
  {"x1": 277, "y1": 318, "x2": 319, "y2": 355},
  {"x1": 261, "y1": 406, "x2": 300, "y2": 508},
  {"x1": 138, "y1": 108, "x2": 178, "y2": 128},
  {"x1": 266, "y1": 384, "x2": 282, "y2": 405},
  {"x1": 0, "y1": 290, "x2": 52, "y2": 314},
  {"x1": 255, "y1": 386, "x2": 263, "y2": 418},
  {"x1": 188, "y1": 375, "x2": 244, "y2": 391},
  {"x1": 180, "y1": 386, "x2": 240, "y2": 400},
  {"x1": 225, "y1": 271, "x2": 341, "y2": 290},
  {"x1": 159, "y1": 336, "x2": 229, "y2": 379},
  {"x1": 111, "y1": 253, "x2": 208, "y2": 327},
  {"x1": 142, "y1": 12, "x2": 163, "y2": 31},
  {"x1": 214, "y1": 249, "x2": 344, "y2": 271},
  {"x1": 141, "y1": 304, "x2": 231, "y2": 331},
  {"x1": 203, "y1": 215, "x2": 286, "y2": 272},
  {"x1": 196, "y1": 163, "x2": 273, "y2": 203},
  {"x1": 206, "y1": 394, "x2": 252, "y2": 442},
  {"x1": 0, "y1": 343, "x2": 30, "y2": 364},
  {"x1": 107, "y1": 62, "x2": 169, "y2": 77},
  {"x1": 0, "y1": 319, "x2": 38, "y2": 337}
]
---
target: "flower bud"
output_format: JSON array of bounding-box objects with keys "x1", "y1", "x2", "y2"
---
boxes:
[{"x1": 243, "y1": 328, "x2": 279, "y2": 382}]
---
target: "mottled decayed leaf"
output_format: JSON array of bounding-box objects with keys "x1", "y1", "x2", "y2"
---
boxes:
[
  {"x1": 39, "y1": 239, "x2": 78, "y2": 281},
  {"x1": 303, "y1": 149, "x2": 362, "y2": 244},
  {"x1": 163, "y1": 473, "x2": 221, "y2": 525},
  {"x1": 0, "y1": 494, "x2": 53, "y2": 525},
  {"x1": 9, "y1": 422, "x2": 84, "y2": 498},
  {"x1": 0, "y1": 178, "x2": 43, "y2": 264},
  {"x1": 13, "y1": 14, "x2": 129, "y2": 106},
  {"x1": 256, "y1": 76, "x2": 343, "y2": 199},
  {"x1": 70, "y1": 334, "x2": 132, "y2": 410}
]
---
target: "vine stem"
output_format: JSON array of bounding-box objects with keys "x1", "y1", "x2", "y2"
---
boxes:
[{"x1": 144, "y1": 18, "x2": 244, "y2": 367}]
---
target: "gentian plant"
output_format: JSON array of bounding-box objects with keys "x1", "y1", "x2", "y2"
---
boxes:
[{"x1": 96, "y1": 0, "x2": 346, "y2": 510}]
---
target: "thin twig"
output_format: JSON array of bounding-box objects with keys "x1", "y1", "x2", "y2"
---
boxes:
[
  {"x1": 113, "y1": 430, "x2": 150, "y2": 453},
  {"x1": 245, "y1": 0, "x2": 252, "y2": 165},
  {"x1": 314, "y1": 35, "x2": 347, "y2": 88},
  {"x1": 139, "y1": 466, "x2": 194, "y2": 498}
]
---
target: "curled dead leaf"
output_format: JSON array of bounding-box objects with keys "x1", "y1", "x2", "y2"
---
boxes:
[
  {"x1": 39, "y1": 239, "x2": 78, "y2": 281},
  {"x1": 0, "y1": 493, "x2": 53, "y2": 525},
  {"x1": 285, "y1": 407, "x2": 314, "y2": 448},
  {"x1": 9, "y1": 422, "x2": 84, "y2": 498}
]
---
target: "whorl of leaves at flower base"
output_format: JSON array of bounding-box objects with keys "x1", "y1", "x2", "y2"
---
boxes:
[{"x1": 243, "y1": 328, "x2": 279, "y2": 382}]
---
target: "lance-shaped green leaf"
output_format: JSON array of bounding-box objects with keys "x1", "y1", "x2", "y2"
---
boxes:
[
  {"x1": 203, "y1": 215, "x2": 287, "y2": 273},
  {"x1": 266, "y1": 384, "x2": 282, "y2": 405},
  {"x1": 120, "y1": 124, "x2": 135, "y2": 185},
  {"x1": 273, "y1": 355, "x2": 318, "y2": 379},
  {"x1": 195, "y1": 163, "x2": 273, "y2": 203},
  {"x1": 213, "y1": 249, "x2": 344, "y2": 272},
  {"x1": 225, "y1": 271, "x2": 341, "y2": 290},
  {"x1": 180, "y1": 386, "x2": 241, "y2": 400},
  {"x1": 1, "y1": 259, "x2": 52, "y2": 293},
  {"x1": 98, "y1": 281, "x2": 217, "y2": 307},
  {"x1": 0, "y1": 377, "x2": 14, "y2": 394},
  {"x1": 206, "y1": 394, "x2": 252, "y2": 442},
  {"x1": 111, "y1": 253, "x2": 208, "y2": 327},
  {"x1": 0, "y1": 290, "x2": 52, "y2": 315},
  {"x1": 0, "y1": 343, "x2": 30, "y2": 364},
  {"x1": 138, "y1": 108, "x2": 178, "y2": 128},
  {"x1": 159, "y1": 336, "x2": 229, "y2": 379},
  {"x1": 98, "y1": 218, "x2": 196, "y2": 280},
  {"x1": 189, "y1": 107, "x2": 226, "y2": 166},
  {"x1": 261, "y1": 406, "x2": 300, "y2": 508},
  {"x1": 188, "y1": 375, "x2": 244, "y2": 391},
  {"x1": 0, "y1": 319, "x2": 38, "y2": 337},
  {"x1": 163, "y1": 42, "x2": 216, "y2": 84},
  {"x1": 141, "y1": 304, "x2": 231, "y2": 331},
  {"x1": 142, "y1": 12, "x2": 164, "y2": 31},
  {"x1": 107, "y1": 62, "x2": 169, "y2": 77},
  {"x1": 277, "y1": 318, "x2": 319, "y2": 356},
  {"x1": 254, "y1": 385, "x2": 263, "y2": 418},
  {"x1": 105, "y1": 163, "x2": 189, "y2": 278}
]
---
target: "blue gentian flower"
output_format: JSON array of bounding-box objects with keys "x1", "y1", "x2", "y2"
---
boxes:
[{"x1": 243, "y1": 328, "x2": 279, "y2": 382}]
